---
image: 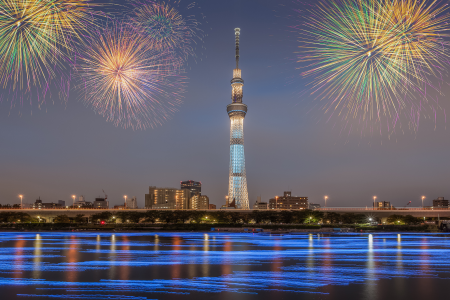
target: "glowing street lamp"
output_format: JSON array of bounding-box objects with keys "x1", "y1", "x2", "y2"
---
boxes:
[
  {"x1": 324, "y1": 196, "x2": 328, "y2": 208},
  {"x1": 276, "y1": 196, "x2": 279, "y2": 210},
  {"x1": 373, "y1": 196, "x2": 377, "y2": 209},
  {"x1": 72, "y1": 195, "x2": 76, "y2": 208},
  {"x1": 422, "y1": 196, "x2": 425, "y2": 209},
  {"x1": 19, "y1": 195, "x2": 23, "y2": 209},
  {"x1": 124, "y1": 195, "x2": 127, "y2": 209}
]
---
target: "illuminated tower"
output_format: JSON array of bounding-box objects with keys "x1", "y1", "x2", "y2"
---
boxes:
[{"x1": 227, "y1": 28, "x2": 249, "y2": 210}]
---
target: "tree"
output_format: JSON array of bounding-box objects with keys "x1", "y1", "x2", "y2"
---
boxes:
[
  {"x1": 268, "y1": 211, "x2": 280, "y2": 223},
  {"x1": 92, "y1": 211, "x2": 113, "y2": 223},
  {"x1": 341, "y1": 213, "x2": 358, "y2": 224},
  {"x1": 241, "y1": 213, "x2": 251, "y2": 224},
  {"x1": 250, "y1": 211, "x2": 264, "y2": 224},
  {"x1": 15, "y1": 212, "x2": 31, "y2": 222},
  {"x1": 173, "y1": 211, "x2": 191, "y2": 223},
  {"x1": 75, "y1": 214, "x2": 85, "y2": 223},
  {"x1": 158, "y1": 211, "x2": 175, "y2": 223},
  {"x1": 143, "y1": 210, "x2": 159, "y2": 224},
  {"x1": 190, "y1": 211, "x2": 206, "y2": 223},
  {"x1": 228, "y1": 212, "x2": 241, "y2": 224},
  {"x1": 211, "y1": 211, "x2": 232, "y2": 223},
  {"x1": 128, "y1": 212, "x2": 143, "y2": 223},
  {"x1": 0, "y1": 212, "x2": 31, "y2": 223},
  {"x1": 324, "y1": 212, "x2": 341, "y2": 224},
  {"x1": 354, "y1": 214, "x2": 366, "y2": 224},
  {"x1": 279, "y1": 211, "x2": 293, "y2": 224},
  {"x1": 12, "y1": 204, "x2": 20, "y2": 208},
  {"x1": 387, "y1": 215, "x2": 405, "y2": 225},
  {"x1": 403, "y1": 215, "x2": 421, "y2": 225},
  {"x1": 54, "y1": 215, "x2": 70, "y2": 223}
]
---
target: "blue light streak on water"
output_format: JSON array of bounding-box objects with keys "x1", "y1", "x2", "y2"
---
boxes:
[{"x1": 0, "y1": 232, "x2": 449, "y2": 299}]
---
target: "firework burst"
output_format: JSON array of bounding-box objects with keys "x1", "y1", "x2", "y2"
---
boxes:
[
  {"x1": 297, "y1": 0, "x2": 450, "y2": 131},
  {"x1": 0, "y1": 0, "x2": 98, "y2": 104},
  {"x1": 76, "y1": 21, "x2": 186, "y2": 129},
  {"x1": 129, "y1": 0, "x2": 203, "y2": 60}
]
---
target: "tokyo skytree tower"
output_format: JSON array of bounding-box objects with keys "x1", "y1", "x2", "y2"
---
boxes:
[{"x1": 227, "y1": 28, "x2": 249, "y2": 210}]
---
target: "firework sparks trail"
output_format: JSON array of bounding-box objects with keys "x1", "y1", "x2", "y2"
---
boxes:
[
  {"x1": 297, "y1": 0, "x2": 450, "y2": 133},
  {"x1": 0, "y1": 0, "x2": 98, "y2": 104},
  {"x1": 76, "y1": 21, "x2": 186, "y2": 130},
  {"x1": 129, "y1": 0, "x2": 203, "y2": 61}
]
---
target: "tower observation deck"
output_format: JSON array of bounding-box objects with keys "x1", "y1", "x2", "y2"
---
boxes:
[{"x1": 227, "y1": 28, "x2": 249, "y2": 210}]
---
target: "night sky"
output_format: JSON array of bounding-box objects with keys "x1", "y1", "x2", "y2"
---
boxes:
[{"x1": 1, "y1": 0, "x2": 449, "y2": 208}]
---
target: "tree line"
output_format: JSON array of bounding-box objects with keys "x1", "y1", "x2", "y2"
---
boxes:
[
  {"x1": 62, "y1": 210, "x2": 435, "y2": 225},
  {"x1": 0, "y1": 210, "x2": 439, "y2": 225}
]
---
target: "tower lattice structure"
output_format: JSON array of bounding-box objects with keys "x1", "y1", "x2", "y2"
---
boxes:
[{"x1": 227, "y1": 28, "x2": 249, "y2": 210}]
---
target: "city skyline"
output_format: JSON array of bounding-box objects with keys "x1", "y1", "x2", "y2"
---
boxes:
[{"x1": 1, "y1": 0, "x2": 450, "y2": 208}]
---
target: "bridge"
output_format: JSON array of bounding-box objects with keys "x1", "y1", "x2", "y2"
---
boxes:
[{"x1": 1, "y1": 207, "x2": 449, "y2": 223}]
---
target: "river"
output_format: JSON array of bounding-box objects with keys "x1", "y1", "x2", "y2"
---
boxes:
[{"x1": 0, "y1": 232, "x2": 449, "y2": 299}]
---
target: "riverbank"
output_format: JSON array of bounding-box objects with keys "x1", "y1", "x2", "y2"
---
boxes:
[{"x1": 0, "y1": 223, "x2": 440, "y2": 232}]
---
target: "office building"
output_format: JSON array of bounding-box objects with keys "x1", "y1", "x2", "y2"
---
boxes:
[
  {"x1": 145, "y1": 187, "x2": 190, "y2": 209},
  {"x1": 209, "y1": 204, "x2": 216, "y2": 210},
  {"x1": 181, "y1": 181, "x2": 201, "y2": 198},
  {"x1": 253, "y1": 201, "x2": 268, "y2": 210},
  {"x1": 253, "y1": 196, "x2": 268, "y2": 209},
  {"x1": 74, "y1": 196, "x2": 92, "y2": 208},
  {"x1": 433, "y1": 197, "x2": 449, "y2": 208},
  {"x1": 227, "y1": 28, "x2": 249, "y2": 209},
  {"x1": 32, "y1": 197, "x2": 63, "y2": 209},
  {"x1": 374, "y1": 201, "x2": 391, "y2": 209},
  {"x1": 93, "y1": 198, "x2": 109, "y2": 209},
  {"x1": 269, "y1": 192, "x2": 308, "y2": 210},
  {"x1": 126, "y1": 196, "x2": 138, "y2": 209},
  {"x1": 190, "y1": 194, "x2": 209, "y2": 210}
]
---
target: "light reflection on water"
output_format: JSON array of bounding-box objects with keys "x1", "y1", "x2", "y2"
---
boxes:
[{"x1": 0, "y1": 232, "x2": 449, "y2": 299}]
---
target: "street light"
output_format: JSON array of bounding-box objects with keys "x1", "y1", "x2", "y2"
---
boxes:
[
  {"x1": 324, "y1": 196, "x2": 328, "y2": 208},
  {"x1": 72, "y1": 195, "x2": 76, "y2": 208},
  {"x1": 276, "y1": 196, "x2": 279, "y2": 210},
  {"x1": 422, "y1": 196, "x2": 425, "y2": 209},
  {"x1": 19, "y1": 195, "x2": 23, "y2": 209},
  {"x1": 124, "y1": 195, "x2": 127, "y2": 209},
  {"x1": 373, "y1": 196, "x2": 377, "y2": 209}
]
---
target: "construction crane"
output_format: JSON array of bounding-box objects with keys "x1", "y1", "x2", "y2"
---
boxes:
[{"x1": 102, "y1": 189, "x2": 108, "y2": 200}]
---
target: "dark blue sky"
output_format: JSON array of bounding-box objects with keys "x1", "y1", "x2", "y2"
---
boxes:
[{"x1": 1, "y1": 0, "x2": 449, "y2": 208}]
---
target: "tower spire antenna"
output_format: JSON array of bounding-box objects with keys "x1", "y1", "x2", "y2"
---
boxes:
[
  {"x1": 227, "y1": 28, "x2": 249, "y2": 210},
  {"x1": 235, "y1": 28, "x2": 240, "y2": 69}
]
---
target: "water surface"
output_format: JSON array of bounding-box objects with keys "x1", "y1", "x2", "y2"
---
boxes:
[{"x1": 0, "y1": 232, "x2": 449, "y2": 299}]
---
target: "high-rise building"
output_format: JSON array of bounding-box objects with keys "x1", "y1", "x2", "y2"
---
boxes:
[
  {"x1": 126, "y1": 197, "x2": 138, "y2": 209},
  {"x1": 190, "y1": 194, "x2": 209, "y2": 210},
  {"x1": 181, "y1": 180, "x2": 201, "y2": 198},
  {"x1": 269, "y1": 192, "x2": 308, "y2": 210},
  {"x1": 145, "y1": 187, "x2": 190, "y2": 209},
  {"x1": 227, "y1": 28, "x2": 249, "y2": 210}
]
